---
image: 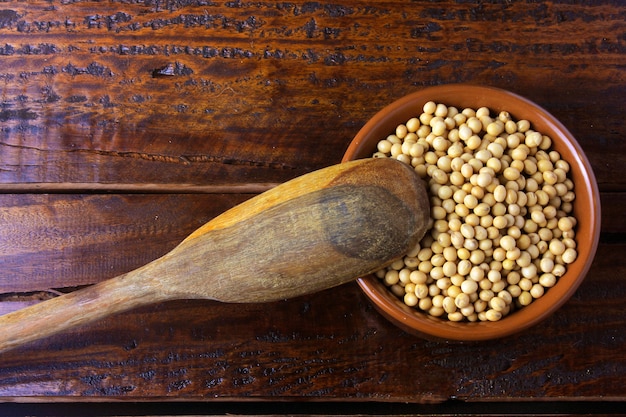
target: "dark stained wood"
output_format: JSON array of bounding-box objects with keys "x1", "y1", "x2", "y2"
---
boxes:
[
  {"x1": 0, "y1": 241, "x2": 624, "y2": 400},
  {"x1": 601, "y1": 192, "x2": 626, "y2": 234},
  {"x1": 1, "y1": 1, "x2": 623, "y2": 188},
  {"x1": 0, "y1": 193, "x2": 252, "y2": 292},
  {"x1": 0, "y1": 0, "x2": 625, "y2": 410}
]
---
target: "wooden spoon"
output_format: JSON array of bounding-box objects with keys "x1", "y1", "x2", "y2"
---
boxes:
[{"x1": 0, "y1": 158, "x2": 429, "y2": 353}]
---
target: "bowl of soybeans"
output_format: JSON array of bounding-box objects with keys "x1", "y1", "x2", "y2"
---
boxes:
[{"x1": 343, "y1": 84, "x2": 601, "y2": 341}]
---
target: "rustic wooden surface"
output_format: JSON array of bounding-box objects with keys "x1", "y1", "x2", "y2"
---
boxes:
[{"x1": 0, "y1": 0, "x2": 625, "y2": 414}]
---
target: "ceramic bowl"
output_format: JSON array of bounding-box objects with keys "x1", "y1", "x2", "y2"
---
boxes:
[{"x1": 342, "y1": 84, "x2": 601, "y2": 341}]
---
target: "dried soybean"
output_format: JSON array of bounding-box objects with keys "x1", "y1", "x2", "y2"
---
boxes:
[{"x1": 372, "y1": 101, "x2": 578, "y2": 322}]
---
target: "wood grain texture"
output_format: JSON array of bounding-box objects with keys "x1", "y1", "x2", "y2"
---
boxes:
[
  {"x1": 0, "y1": 0, "x2": 625, "y2": 408},
  {"x1": 0, "y1": 193, "x2": 252, "y2": 292},
  {"x1": 0, "y1": 239, "x2": 624, "y2": 400},
  {"x1": 0, "y1": 0, "x2": 623, "y2": 188}
]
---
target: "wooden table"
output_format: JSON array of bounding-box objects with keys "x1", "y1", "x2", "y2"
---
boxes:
[{"x1": 1, "y1": 1, "x2": 624, "y2": 414}]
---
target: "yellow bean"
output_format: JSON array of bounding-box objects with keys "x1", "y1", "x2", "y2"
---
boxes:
[
  {"x1": 562, "y1": 248, "x2": 578, "y2": 264},
  {"x1": 485, "y1": 309, "x2": 502, "y2": 321},
  {"x1": 374, "y1": 103, "x2": 577, "y2": 323}
]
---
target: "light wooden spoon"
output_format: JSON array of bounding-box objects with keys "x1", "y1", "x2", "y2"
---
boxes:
[{"x1": 0, "y1": 158, "x2": 429, "y2": 353}]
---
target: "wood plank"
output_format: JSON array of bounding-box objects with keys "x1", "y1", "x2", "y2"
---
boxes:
[
  {"x1": 0, "y1": 1, "x2": 623, "y2": 189},
  {"x1": 0, "y1": 241, "x2": 623, "y2": 401},
  {"x1": 601, "y1": 192, "x2": 626, "y2": 235},
  {"x1": 1, "y1": 191, "x2": 623, "y2": 294},
  {"x1": 0, "y1": 194, "x2": 252, "y2": 292}
]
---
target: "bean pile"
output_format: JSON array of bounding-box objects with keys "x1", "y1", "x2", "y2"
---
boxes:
[{"x1": 372, "y1": 102, "x2": 577, "y2": 322}]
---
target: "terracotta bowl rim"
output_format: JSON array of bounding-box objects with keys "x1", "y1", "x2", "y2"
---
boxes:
[{"x1": 342, "y1": 84, "x2": 601, "y2": 341}]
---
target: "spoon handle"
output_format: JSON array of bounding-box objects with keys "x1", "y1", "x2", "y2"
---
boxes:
[{"x1": 0, "y1": 268, "x2": 162, "y2": 353}]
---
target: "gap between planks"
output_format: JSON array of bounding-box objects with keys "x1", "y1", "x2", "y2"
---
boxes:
[{"x1": 0, "y1": 182, "x2": 280, "y2": 194}]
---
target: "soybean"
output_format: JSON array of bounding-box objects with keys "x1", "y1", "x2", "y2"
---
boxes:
[{"x1": 373, "y1": 103, "x2": 577, "y2": 322}]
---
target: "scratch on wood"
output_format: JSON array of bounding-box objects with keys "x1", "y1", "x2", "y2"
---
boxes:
[{"x1": 214, "y1": 86, "x2": 236, "y2": 97}]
